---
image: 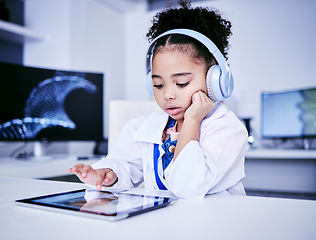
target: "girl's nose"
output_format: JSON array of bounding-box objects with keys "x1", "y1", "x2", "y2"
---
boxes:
[{"x1": 164, "y1": 86, "x2": 176, "y2": 100}]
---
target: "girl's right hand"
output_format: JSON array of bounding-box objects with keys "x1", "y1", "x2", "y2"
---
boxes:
[
  {"x1": 184, "y1": 91, "x2": 214, "y2": 122},
  {"x1": 67, "y1": 164, "x2": 118, "y2": 190}
]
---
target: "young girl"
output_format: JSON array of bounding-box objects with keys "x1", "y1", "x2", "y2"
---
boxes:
[{"x1": 68, "y1": 0, "x2": 248, "y2": 198}]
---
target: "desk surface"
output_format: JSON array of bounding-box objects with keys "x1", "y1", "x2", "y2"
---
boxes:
[
  {"x1": 1, "y1": 149, "x2": 315, "y2": 180},
  {"x1": 0, "y1": 156, "x2": 98, "y2": 179},
  {"x1": 246, "y1": 149, "x2": 316, "y2": 159},
  {"x1": 1, "y1": 177, "x2": 316, "y2": 240}
]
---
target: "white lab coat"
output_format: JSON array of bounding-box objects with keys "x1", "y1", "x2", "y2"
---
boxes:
[{"x1": 92, "y1": 103, "x2": 248, "y2": 198}]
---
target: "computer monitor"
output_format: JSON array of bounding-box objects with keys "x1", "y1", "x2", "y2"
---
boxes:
[
  {"x1": 0, "y1": 62, "x2": 104, "y2": 143},
  {"x1": 261, "y1": 87, "x2": 316, "y2": 139}
]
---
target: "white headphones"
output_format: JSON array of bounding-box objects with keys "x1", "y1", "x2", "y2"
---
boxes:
[{"x1": 146, "y1": 28, "x2": 234, "y2": 102}]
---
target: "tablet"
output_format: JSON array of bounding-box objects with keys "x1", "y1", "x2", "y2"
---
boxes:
[{"x1": 16, "y1": 189, "x2": 176, "y2": 221}]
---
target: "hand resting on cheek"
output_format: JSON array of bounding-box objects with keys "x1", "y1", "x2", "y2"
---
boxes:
[
  {"x1": 184, "y1": 91, "x2": 214, "y2": 122},
  {"x1": 173, "y1": 91, "x2": 214, "y2": 160}
]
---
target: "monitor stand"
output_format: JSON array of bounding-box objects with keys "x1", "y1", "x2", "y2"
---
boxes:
[
  {"x1": 31, "y1": 141, "x2": 70, "y2": 161},
  {"x1": 303, "y1": 138, "x2": 312, "y2": 150},
  {"x1": 15, "y1": 141, "x2": 60, "y2": 161},
  {"x1": 32, "y1": 141, "x2": 52, "y2": 161}
]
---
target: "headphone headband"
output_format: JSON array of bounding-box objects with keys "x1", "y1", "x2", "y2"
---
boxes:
[{"x1": 146, "y1": 29, "x2": 229, "y2": 75}]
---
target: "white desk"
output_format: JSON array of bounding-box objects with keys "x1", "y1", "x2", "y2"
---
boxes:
[
  {"x1": 1, "y1": 149, "x2": 316, "y2": 194},
  {"x1": 246, "y1": 149, "x2": 316, "y2": 159},
  {"x1": 0, "y1": 156, "x2": 98, "y2": 179},
  {"x1": 1, "y1": 177, "x2": 316, "y2": 240},
  {"x1": 244, "y1": 149, "x2": 316, "y2": 193}
]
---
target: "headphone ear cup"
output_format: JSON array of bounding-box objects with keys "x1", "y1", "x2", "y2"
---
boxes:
[
  {"x1": 221, "y1": 71, "x2": 234, "y2": 99},
  {"x1": 206, "y1": 65, "x2": 222, "y2": 102},
  {"x1": 146, "y1": 71, "x2": 154, "y2": 96},
  {"x1": 206, "y1": 65, "x2": 234, "y2": 102}
]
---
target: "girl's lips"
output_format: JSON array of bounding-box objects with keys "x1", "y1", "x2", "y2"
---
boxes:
[{"x1": 165, "y1": 106, "x2": 182, "y2": 116}]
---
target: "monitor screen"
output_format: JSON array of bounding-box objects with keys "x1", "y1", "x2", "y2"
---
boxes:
[
  {"x1": 0, "y1": 62, "x2": 104, "y2": 141},
  {"x1": 261, "y1": 87, "x2": 316, "y2": 139}
]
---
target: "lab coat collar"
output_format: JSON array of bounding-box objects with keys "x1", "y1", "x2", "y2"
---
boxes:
[
  {"x1": 133, "y1": 102, "x2": 228, "y2": 144},
  {"x1": 133, "y1": 110, "x2": 169, "y2": 144},
  {"x1": 207, "y1": 102, "x2": 227, "y2": 119},
  {"x1": 201, "y1": 102, "x2": 228, "y2": 127}
]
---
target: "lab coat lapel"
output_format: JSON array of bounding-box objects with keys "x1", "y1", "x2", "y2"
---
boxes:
[
  {"x1": 201, "y1": 103, "x2": 228, "y2": 128},
  {"x1": 133, "y1": 111, "x2": 169, "y2": 144}
]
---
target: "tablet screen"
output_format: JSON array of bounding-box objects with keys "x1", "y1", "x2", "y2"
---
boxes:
[{"x1": 16, "y1": 189, "x2": 176, "y2": 221}]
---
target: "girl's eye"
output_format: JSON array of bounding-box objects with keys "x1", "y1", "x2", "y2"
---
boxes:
[
  {"x1": 153, "y1": 84, "x2": 164, "y2": 89},
  {"x1": 177, "y1": 82, "x2": 190, "y2": 88}
]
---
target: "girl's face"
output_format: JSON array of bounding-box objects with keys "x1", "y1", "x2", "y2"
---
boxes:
[{"x1": 151, "y1": 48, "x2": 208, "y2": 125}]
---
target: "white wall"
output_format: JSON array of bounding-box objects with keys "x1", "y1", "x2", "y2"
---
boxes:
[
  {"x1": 124, "y1": 2, "x2": 153, "y2": 101},
  {"x1": 124, "y1": 0, "x2": 316, "y2": 145},
  {"x1": 23, "y1": 0, "x2": 126, "y2": 155}
]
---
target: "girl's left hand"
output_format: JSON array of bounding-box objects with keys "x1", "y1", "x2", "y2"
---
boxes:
[{"x1": 184, "y1": 91, "x2": 214, "y2": 122}]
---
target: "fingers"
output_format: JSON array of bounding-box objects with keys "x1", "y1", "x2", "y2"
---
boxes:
[
  {"x1": 185, "y1": 91, "x2": 214, "y2": 121},
  {"x1": 80, "y1": 165, "x2": 94, "y2": 179},
  {"x1": 68, "y1": 164, "x2": 118, "y2": 190},
  {"x1": 67, "y1": 163, "x2": 85, "y2": 175},
  {"x1": 68, "y1": 164, "x2": 92, "y2": 179},
  {"x1": 103, "y1": 169, "x2": 118, "y2": 186},
  {"x1": 191, "y1": 91, "x2": 212, "y2": 108},
  {"x1": 95, "y1": 169, "x2": 118, "y2": 190},
  {"x1": 95, "y1": 170, "x2": 105, "y2": 191},
  {"x1": 192, "y1": 91, "x2": 212, "y2": 103}
]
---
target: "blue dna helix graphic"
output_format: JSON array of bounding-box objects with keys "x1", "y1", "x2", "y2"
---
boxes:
[{"x1": 0, "y1": 75, "x2": 97, "y2": 140}]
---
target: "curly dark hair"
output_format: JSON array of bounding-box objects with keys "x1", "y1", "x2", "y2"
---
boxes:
[{"x1": 146, "y1": 0, "x2": 232, "y2": 65}]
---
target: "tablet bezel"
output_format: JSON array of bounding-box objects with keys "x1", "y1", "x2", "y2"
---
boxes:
[{"x1": 15, "y1": 189, "x2": 176, "y2": 221}]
